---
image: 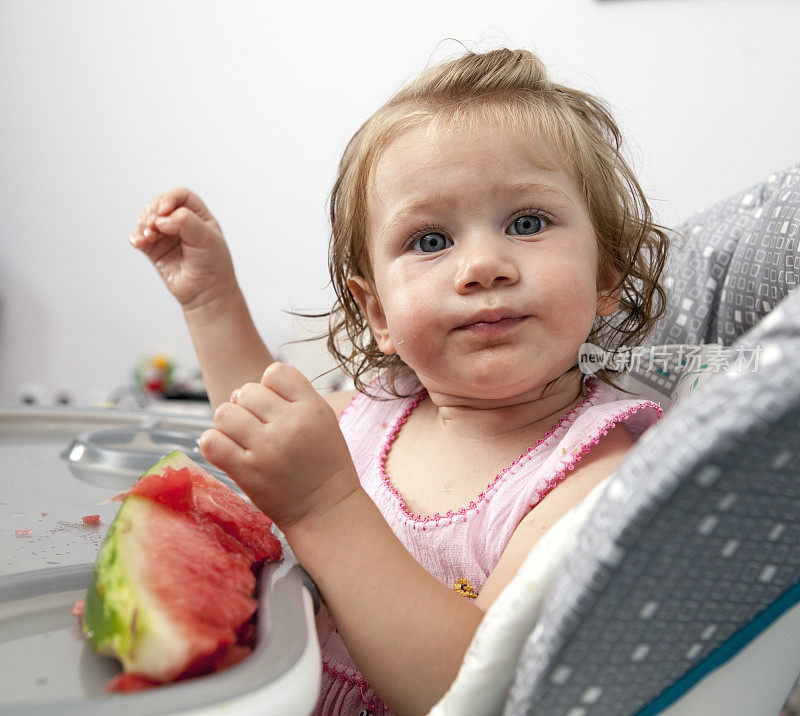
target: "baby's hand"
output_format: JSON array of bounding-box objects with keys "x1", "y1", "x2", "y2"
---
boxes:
[
  {"x1": 129, "y1": 188, "x2": 237, "y2": 310},
  {"x1": 199, "y1": 363, "x2": 360, "y2": 530}
]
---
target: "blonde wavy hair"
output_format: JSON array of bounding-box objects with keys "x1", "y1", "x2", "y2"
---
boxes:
[{"x1": 324, "y1": 47, "x2": 669, "y2": 396}]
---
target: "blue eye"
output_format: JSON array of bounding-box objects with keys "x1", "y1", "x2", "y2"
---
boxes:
[
  {"x1": 413, "y1": 232, "x2": 451, "y2": 253},
  {"x1": 511, "y1": 214, "x2": 547, "y2": 235}
]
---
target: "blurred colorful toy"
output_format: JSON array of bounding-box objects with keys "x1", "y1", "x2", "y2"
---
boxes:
[{"x1": 133, "y1": 353, "x2": 175, "y2": 397}]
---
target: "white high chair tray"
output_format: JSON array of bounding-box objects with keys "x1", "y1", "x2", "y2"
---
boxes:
[{"x1": 0, "y1": 406, "x2": 320, "y2": 715}]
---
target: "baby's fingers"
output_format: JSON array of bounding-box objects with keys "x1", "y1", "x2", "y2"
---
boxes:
[
  {"x1": 199, "y1": 427, "x2": 243, "y2": 477},
  {"x1": 230, "y1": 382, "x2": 286, "y2": 423},
  {"x1": 260, "y1": 362, "x2": 318, "y2": 402},
  {"x1": 128, "y1": 227, "x2": 148, "y2": 249},
  {"x1": 211, "y1": 401, "x2": 264, "y2": 450},
  {"x1": 150, "y1": 207, "x2": 215, "y2": 248},
  {"x1": 136, "y1": 188, "x2": 211, "y2": 234},
  {"x1": 200, "y1": 399, "x2": 264, "y2": 473},
  {"x1": 156, "y1": 188, "x2": 214, "y2": 221}
]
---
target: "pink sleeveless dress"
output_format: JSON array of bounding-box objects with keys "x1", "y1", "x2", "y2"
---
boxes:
[{"x1": 314, "y1": 373, "x2": 663, "y2": 715}]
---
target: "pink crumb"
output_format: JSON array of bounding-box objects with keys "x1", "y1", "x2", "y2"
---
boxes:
[
  {"x1": 71, "y1": 600, "x2": 85, "y2": 627},
  {"x1": 106, "y1": 673, "x2": 160, "y2": 693},
  {"x1": 15, "y1": 529, "x2": 33, "y2": 537},
  {"x1": 82, "y1": 514, "x2": 101, "y2": 525}
]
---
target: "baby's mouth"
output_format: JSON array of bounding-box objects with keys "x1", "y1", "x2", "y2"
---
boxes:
[
  {"x1": 460, "y1": 316, "x2": 525, "y2": 332},
  {"x1": 456, "y1": 309, "x2": 527, "y2": 333}
]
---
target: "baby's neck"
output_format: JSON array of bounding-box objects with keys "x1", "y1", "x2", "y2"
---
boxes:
[{"x1": 421, "y1": 374, "x2": 587, "y2": 443}]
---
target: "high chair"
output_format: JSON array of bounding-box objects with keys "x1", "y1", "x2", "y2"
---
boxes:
[{"x1": 430, "y1": 163, "x2": 800, "y2": 715}]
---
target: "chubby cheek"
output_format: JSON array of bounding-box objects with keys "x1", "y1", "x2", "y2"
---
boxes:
[
  {"x1": 384, "y1": 313, "x2": 438, "y2": 366},
  {"x1": 540, "y1": 262, "x2": 599, "y2": 337},
  {"x1": 377, "y1": 270, "x2": 448, "y2": 355}
]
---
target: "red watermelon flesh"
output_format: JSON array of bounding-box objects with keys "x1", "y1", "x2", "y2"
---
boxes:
[
  {"x1": 82, "y1": 451, "x2": 282, "y2": 688},
  {"x1": 119, "y1": 464, "x2": 281, "y2": 562},
  {"x1": 106, "y1": 673, "x2": 159, "y2": 693}
]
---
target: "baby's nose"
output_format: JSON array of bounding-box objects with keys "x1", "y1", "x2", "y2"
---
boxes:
[{"x1": 454, "y1": 240, "x2": 519, "y2": 292}]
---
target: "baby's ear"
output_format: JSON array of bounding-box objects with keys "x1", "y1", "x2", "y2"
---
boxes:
[
  {"x1": 596, "y1": 265, "x2": 623, "y2": 317},
  {"x1": 347, "y1": 276, "x2": 396, "y2": 355}
]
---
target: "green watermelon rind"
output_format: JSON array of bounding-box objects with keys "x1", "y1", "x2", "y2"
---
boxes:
[
  {"x1": 81, "y1": 451, "x2": 210, "y2": 678},
  {"x1": 83, "y1": 495, "x2": 189, "y2": 678},
  {"x1": 144, "y1": 450, "x2": 197, "y2": 475},
  {"x1": 83, "y1": 497, "x2": 139, "y2": 657}
]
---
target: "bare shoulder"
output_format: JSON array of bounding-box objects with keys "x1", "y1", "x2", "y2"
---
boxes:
[
  {"x1": 323, "y1": 389, "x2": 360, "y2": 417},
  {"x1": 475, "y1": 422, "x2": 635, "y2": 610},
  {"x1": 532, "y1": 421, "x2": 635, "y2": 509},
  {"x1": 574, "y1": 420, "x2": 636, "y2": 473}
]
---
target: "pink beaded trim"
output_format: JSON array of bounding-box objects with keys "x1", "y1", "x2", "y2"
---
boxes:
[
  {"x1": 379, "y1": 380, "x2": 604, "y2": 525},
  {"x1": 527, "y1": 400, "x2": 664, "y2": 508},
  {"x1": 322, "y1": 661, "x2": 389, "y2": 711},
  {"x1": 336, "y1": 389, "x2": 363, "y2": 425}
]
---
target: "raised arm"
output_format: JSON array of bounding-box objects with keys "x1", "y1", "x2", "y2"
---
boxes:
[
  {"x1": 180, "y1": 288, "x2": 274, "y2": 411},
  {"x1": 129, "y1": 188, "x2": 274, "y2": 409}
]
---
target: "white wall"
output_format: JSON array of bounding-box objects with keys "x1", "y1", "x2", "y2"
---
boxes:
[{"x1": 1, "y1": 0, "x2": 798, "y2": 405}]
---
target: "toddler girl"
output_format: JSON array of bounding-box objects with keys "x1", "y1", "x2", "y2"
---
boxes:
[{"x1": 130, "y1": 48, "x2": 668, "y2": 715}]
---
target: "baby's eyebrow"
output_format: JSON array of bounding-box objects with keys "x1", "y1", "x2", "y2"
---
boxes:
[
  {"x1": 499, "y1": 181, "x2": 573, "y2": 206},
  {"x1": 385, "y1": 195, "x2": 454, "y2": 231},
  {"x1": 386, "y1": 181, "x2": 572, "y2": 230}
]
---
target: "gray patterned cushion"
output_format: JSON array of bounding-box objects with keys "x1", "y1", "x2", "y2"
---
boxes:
[
  {"x1": 619, "y1": 164, "x2": 800, "y2": 403},
  {"x1": 651, "y1": 162, "x2": 800, "y2": 347},
  {"x1": 503, "y1": 282, "x2": 800, "y2": 714}
]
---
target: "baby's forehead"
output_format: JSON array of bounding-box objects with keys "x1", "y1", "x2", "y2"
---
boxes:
[
  {"x1": 378, "y1": 117, "x2": 562, "y2": 166},
  {"x1": 366, "y1": 120, "x2": 573, "y2": 211}
]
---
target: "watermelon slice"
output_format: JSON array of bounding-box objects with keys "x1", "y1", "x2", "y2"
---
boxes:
[{"x1": 81, "y1": 451, "x2": 282, "y2": 688}]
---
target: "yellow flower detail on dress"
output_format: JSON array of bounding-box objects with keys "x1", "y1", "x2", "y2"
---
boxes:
[{"x1": 453, "y1": 578, "x2": 478, "y2": 599}]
